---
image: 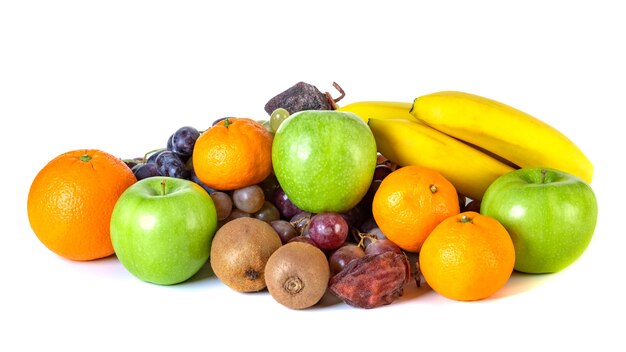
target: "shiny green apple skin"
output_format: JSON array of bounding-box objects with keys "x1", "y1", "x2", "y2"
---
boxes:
[
  {"x1": 481, "y1": 168, "x2": 597, "y2": 274},
  {"x1": 271, "y1": 110, "x2": 377, "y2": 213},
  {"x1": 110, "y1": 177, "x2": 217, "y2": 285}
]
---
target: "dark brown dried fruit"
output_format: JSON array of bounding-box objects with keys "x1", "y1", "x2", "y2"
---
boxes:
[
  {"x1": 329, "y1": 251, "x2": 410, "y2": 309},
  {"x1": 264, "y1": 81, "x2": 345, "y2": 115},
  {"x1": 264, "y1": 82, "x2": 331, "y2": 115}
]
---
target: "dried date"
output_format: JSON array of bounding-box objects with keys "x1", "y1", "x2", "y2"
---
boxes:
[{"x1": 329, "y1": 251, "x2": 410, "y2": 309}]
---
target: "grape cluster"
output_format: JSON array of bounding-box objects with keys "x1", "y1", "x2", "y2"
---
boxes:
[{"x1": 125, "y1": 126, "x2": 208, "y2": 187}]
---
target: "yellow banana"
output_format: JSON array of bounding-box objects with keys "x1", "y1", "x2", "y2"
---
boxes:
[
  {"x1": 337, "y1": 101, "x2": 415, "y2": 124},
  {"x1": 410, "y1": 91, "x2": 594, "y2": 183},
  {"x1": 368, "y1": 118, "x2": 516, "y2": 200}
]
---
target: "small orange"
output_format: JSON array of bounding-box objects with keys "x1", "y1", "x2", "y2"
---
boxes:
[
  {"x1": 372, "y1": 165, "x2": 460, "y2": 253},
  {"x1": 419, "y1": 211, "x2": 515, "y2": 301},
  {"x1": 27, "y1": 149, "x2": 137, "y2": 261},
  {"x1": 193, "y1": 118, "x2": 273, "y2": 191}
]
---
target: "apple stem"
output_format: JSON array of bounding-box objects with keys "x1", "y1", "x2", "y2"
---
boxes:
[
  {"x1": 541, "y1": 169, "x2": 548, "y2": 184},
  {"x1": 160, "y1": 179, "x2": 166, "y2": 196}
]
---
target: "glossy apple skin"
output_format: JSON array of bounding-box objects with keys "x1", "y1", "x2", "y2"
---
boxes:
[
  {"x1": 110, "y1": 177, "x2": 217, "y2": 285},
  {"x1": 480, "y1": 168, "x2": 597, "y2": 273},
  {"x1": 271, "y1": 110, "x2": 377, "y2": 213}
]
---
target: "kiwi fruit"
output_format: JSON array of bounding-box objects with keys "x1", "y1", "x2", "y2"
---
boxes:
[
  {"x1": 265, "y1": 241, "x2": 330, "y2": 309},
  {"x1": 210, "y1": 217, "x2": 282, "y2": 292}
]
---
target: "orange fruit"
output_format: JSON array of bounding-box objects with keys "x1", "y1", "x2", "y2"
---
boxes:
[
  {"x1": 419, "y1": 211, "x2": 516, "y2": 301},
  {"x1": 193, "y1": 118, "x2": 273, "y2": 191},
  {"x1": 372, "y1": 165, "x2": 460, "y2": 253},
  {"x1": 27, "y1": 149, "x2": 137, "y2": 261}
]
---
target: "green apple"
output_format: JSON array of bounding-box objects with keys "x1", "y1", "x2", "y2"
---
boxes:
[
  {"x1": 110, "y1": 177, "x2": 217, "y2": 285},
  {"x1": 480, "y1": 167, "x2": 597, "y2": 273},
  {"x1": 271, "y1": 110, "x2": 377, "y2": 213}
]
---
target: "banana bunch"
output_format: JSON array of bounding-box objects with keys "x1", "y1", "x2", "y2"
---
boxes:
[{"x1": 338, "y1": 91, "x2": 593, "y2": 200}]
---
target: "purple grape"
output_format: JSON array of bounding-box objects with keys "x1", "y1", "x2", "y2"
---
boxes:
[
  {"x1": 329, "y1": 243, "x2": 365, "y2": 276},
  {"x1": 190, "y1": 168, "x2": 214, "y2": 194},
  {"x1": 347, "y1": 180, "x2": 382, "y2": 226},
  {"x1": 341, "y1": 205, "x2": 367, "y2": 229},
  {"x1": 287, "y1": 235, "x2": 318, "y2": 247},
  {"x1": 364, "y1": 239, "x2": 402, "y2": 256},
  {"x1": 253, "y1": 201, "x2": 280, "y2": 223},
  {"x1": 132, "y1": 163, "x2": 159, "y2": 180},
  {"x1": 233, "y1": 185, "x2": 265, "y2": 213},
  {"x1": 359, "y1": 218, "x2": 378, "y2": 233},
  {"x1": 259, "y1": 173, "x2": 280, "y2": 200},
  {"x1": 270, "y1": 220, "x2": 298, "y2": 244},
  {"x1": 273, "y1": 186, "x2": 301, "y2": 219},
  {"x1": 171, "y1": 126, "x2": 200, "y2": 157},
  {"x1": 155, "y1": 151, "x2": 190, "y2": 179},
  {"x1": 146, "y1": 149, "x2": 167, "y2": 164},
  {"x1": 308, "y1": 212, "x2": 349, "y2": 251},
  {"x1": 372, "y1": 164, "x2": 392, "y2": 181},
  {"x1": 210, "y1": 191, "x2": 233, "y2": 220},
  {"x1": 124, "y1": 157, "x2": 144, "y2": 170},
  {"x1": 167, "y1": 133, "x2": 174, "y2": 151}
]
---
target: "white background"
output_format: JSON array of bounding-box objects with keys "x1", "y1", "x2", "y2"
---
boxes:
[{"x1": 2, "y1": 0, "x2": 624, "y2": 350}]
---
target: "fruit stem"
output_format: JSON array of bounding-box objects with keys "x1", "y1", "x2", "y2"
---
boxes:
[
  {"x1": 224, "y1": 118, "x2": 231, "y2": 127},
  {"x1": 460, "y1": 215, "x2": 473, "y2": 224},
  {"x1": 143, "y1": 148, "x2": 164, "y2": 163},
  {"x1": 160, "y1": 179, "x2": 166, "y2": 196},
  {"x1": 429, "y1": 184, "x2": 438, "y2": 193},
  {"x1": 79, "y1": 153, "x2": 92, "y2": 162},
  {"x1": 356, "y1": 231, "x2": 377, "y2": 249},
  {"x1": 325, "y1": 82, "x2": 345, "y2": 110},
  {"x1": 541, "y1": 169, "x2": 548, "y2": 184}
]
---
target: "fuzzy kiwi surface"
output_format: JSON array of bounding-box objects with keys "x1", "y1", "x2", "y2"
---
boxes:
[
  {"x1": 265, "y1": 241, "x2": 330, "y2": 309},
  {"x1": 210, "y1": 217, "x2": 282, "y2": 292}
]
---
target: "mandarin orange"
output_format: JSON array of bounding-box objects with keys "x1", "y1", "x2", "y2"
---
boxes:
[
  {"x1": 192, "y1": 118, "x2": 273, "y2": 191},
  {"x1": 372, "y1": 165, "x2": 460, "y2": 253},
  {"x1": 419, "y1": 211, "x2": 516, "y2": 301}
]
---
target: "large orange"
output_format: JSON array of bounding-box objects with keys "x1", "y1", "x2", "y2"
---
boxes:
[
  {"x1": 27, "y1": 149, "x2": 137, "y2": 261},
  {"x1": 372, "y1": 165, "x2": 460, "y2": 253},
  {"x1": 419, "y1": 211, "x2": 516, "y2": 301},
  {"x1": 193, "y1": 118, "x2": 273, "y2": 191}
]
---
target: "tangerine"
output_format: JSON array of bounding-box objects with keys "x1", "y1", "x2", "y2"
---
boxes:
[
  {"x1": 27, "y1": 149, "x2": 137, "y2": 261},
  {"x1": 372, "y1": 165, "x2": 460, "y2": 253},
  {"x1": 419, "y1": 211, "x2": 516, "y2": 301},
  {"x1": 192, "y1": 118, "x2": 273, "y2": 191}
]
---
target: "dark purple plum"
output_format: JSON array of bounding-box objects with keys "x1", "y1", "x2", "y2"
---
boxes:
[
  {"x1": 155, "y1": 151, "x2": 190, "y2": 179},
  {"x1": 132, "y1": 163, "x2": 159, "y2": 180}
]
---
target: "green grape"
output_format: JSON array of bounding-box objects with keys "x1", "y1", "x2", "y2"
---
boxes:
[{"x1": 270, "y1": 108, "x2": 290, "y2": 133}]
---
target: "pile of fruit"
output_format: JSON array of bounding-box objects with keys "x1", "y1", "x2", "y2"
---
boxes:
[{"x1": 26, "y1": 82, "x2": 598, "y2": 309}]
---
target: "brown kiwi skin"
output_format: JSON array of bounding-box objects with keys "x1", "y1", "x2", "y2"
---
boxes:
[
  {"x1": 265, "y1": 241, "x2": 330, "y2": 309},
  {"x1": 210, "y1": 217, "x2": 282, "y2": 293}
]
